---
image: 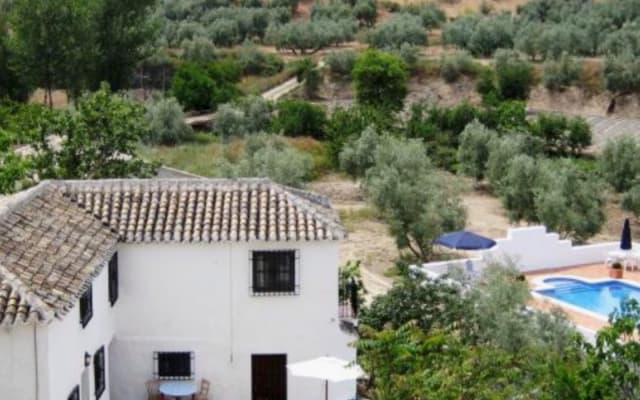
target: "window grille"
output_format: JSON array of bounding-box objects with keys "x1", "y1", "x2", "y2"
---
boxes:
[{"x1": 249, "y1": 250, "x2": 299, "y2": 296}]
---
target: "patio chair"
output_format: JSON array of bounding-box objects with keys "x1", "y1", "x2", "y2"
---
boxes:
[
  {"x1": 146, "y1": 379, "x2": 160, "y2": 400},
  {"x1": 194, "y1": 379, "x2": 211, "y2": 400}
]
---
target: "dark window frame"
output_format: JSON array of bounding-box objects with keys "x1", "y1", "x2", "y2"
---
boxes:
[
  {"x1": 93, "y1": 346, "x2": 105, "y2": 399},
  {"x1": 250, "y1": 250, "x2": 299, "y2": 296},
  {"x1": 79, "y1": 285, "x2": 93, "y2": 328},
  {"x1": 67, "y1": 385, "x2": 80, "y2": 400},
  {"x1": 108, "y1": 252, "x2": 119, "y2": 306},
  {"x1": 153, "y1": 351, "x2": 195, "y2": 381}
]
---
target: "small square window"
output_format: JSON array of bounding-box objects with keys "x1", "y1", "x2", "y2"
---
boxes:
[
  {"x1": 154, "y1": 352, "x2": 194, "y2": 380},
  {"x1": 251, "y1": 251, "x2": 298, "y2": 295},
  {"x1": 93, "y1": 346, "x2": 105, "y2": 399},
  {"x1": 79, "y1": 285, "x2": 93, "y2": 328}
]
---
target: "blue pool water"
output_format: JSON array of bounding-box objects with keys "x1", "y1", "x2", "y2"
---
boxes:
[{"x1": 536, "y1": 277, "x2": 640, "y2": 317}]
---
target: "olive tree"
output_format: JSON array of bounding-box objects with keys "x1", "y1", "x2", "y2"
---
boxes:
[
  {"x1": 364, "y1": 136, "x2": 467, "y2": 260},
  {"x1": 543, "y1": 53, "x2": 581, "y2": 91},
  {"x1": 494, "y1": 49, "x2": 534, "y2": 100},
  {"x1": 622, "y1": 184, "x2": 640, "y2": 219},
  {"x1": 600, "y1": 135, "x2": 640, "y2": 192},
  {"x1": 457, "y1": 120, "x2": 497, "y2": 183},
  {"x1": 352, "y1": 49, "x2": 408, "y2": 111},
  {"x1": 499, "y1": 154, "x2": 543, "y2": 224},
  {"x1": 365, "y1": 13, "x2": 427, "y2": 49},
  {"x1": 145, "y1": 96, "x2": 193, "y2": 145}
]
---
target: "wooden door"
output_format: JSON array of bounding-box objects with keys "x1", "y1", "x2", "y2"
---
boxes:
[{"x1": 252, "y1": 354, "x2": 287, "y2": 400}]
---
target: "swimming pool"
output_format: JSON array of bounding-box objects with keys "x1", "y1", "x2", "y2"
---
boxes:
[{"x1": 535, "y1": 277, "x2": 640, "y2": 317}]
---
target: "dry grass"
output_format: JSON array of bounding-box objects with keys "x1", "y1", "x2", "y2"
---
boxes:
[
  {"x1": 238, "y1": 67, "x2": 297, "y2": 95},
  {"x1": 578, "y1": 58, "x2": 605, "y2": 95}
]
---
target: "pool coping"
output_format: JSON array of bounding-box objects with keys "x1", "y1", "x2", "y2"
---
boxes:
[{"x1": 530, "y1": 274, "x2": 640, "y2": 323}]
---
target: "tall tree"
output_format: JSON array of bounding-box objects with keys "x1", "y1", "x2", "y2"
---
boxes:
[
  {"x1": 9, "y1": 0, "x2": 91, "y2": 106},
  {"x1": 90, "y1": 0, "x2": 157, "y2": 91},
  {"x1": 0, "y1": 0, "x2": 30, "y2": 101}
]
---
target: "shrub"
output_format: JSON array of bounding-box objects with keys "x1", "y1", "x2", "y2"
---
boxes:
[
  {"x1": 365, "y1": 13, "x2": 427, "y2": 49},
  {"x1": 145, "y1": 96, "x2": 193, "y2": 145},
  {"x1": 310, "y1": 1, "x2": 352, "y2": 20},
  {"x1": 237, "y1": 41, "x2": 284, "y2": 76},
  {"x1": 622, "y1": 184, "x2": 640, "y2": 218},
  {"x1": 600, "y1": 135, "x2": 640, "y2": 192},
  {"x1": 442, "y1": 14, "x2": 515, "y2": 57},
  {"x1": 339, "y1": 126, "x2": 385, "y2": 177},
  {"x1": 440, "y1": 51, "x2": 476, "y2": 83},
  {"x1": 352, "y1": 49, "x2": 408, "y2": 111},
  {"x1": 403, "y1": 2, "x2": 446, "y2": 29},
  {"x1": 271, "y1": 99, "x2": 327, "y2": 139},
  {"x1": 394, "y1": 43, "x2": 420, "y2": 68},
  {"x1": 486, "y1": 134, "x2": 532, "y2": 192},
  {"x1": 326, "y1": 50, "x2": 357, "y2": 77},
  {"x1": 500, "y1": 154, "x2": 543, "y2": 223},
  {"x1": 171, "y1": 62, "x2": 217, "y2": 111},
  {"x1": 353, "y1": 0, "x2": 377, "y2": 27},
  {"x1": 530, "y1": 113, "x2": 592, "y2": 156},
  {"x1": 218, "y1": 133, "x2": 313, "y2": 187},
  {"x1": 494, "y1": 49, "x2": 534, "y2": 100},
  {"x1": 180, "y1": 37, "x2": 218, "y2": 62},
  {"x1": 603, "y1": 51, "x2": 640, "y2": 95},
  {"x1": 543, "y1": 53, "x2": 581, "y2": 91},
  {"x1": 266, "y1": 19, "x2": 355, "y2": 54},
  {"x1": 457, "y1": 120, "x2": 497, "y2": 182},
  {"x1": 208, "y1": 19, "x2": 239, "y2": 47},
  {"x1": 214, "y1": 96, "x2": 274, "y2": 136}
]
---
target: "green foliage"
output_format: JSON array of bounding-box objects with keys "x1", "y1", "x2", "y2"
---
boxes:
[
  {"x1": 403, "y1": 2, "x2": 446, "y2": 29},
  {"x1": 292, "y1": 57, "x2": 320, "y2": 99},
  {"x1": 530, "y1": 113, "x2": 592, "y2": 156},
  {"x1": 457, "y1": 120, "x2": 497, "y2": 182},
  {"x1": 310, "y1": 1, "x2": 352, "y2": 20},
  {"x1": 145, "y1": 96, "x2": 193, "y2": 145},
  {"x1": 603, "y1": 51, "x2": 640, "y2": 95},
  {"x1": 9, "y1": 0, "x2": 92, "y2": 103},
  {"x1": 180, "y1": 37, "x2": 218, "y2": 62},
  {"x1": 485, "y1": 133, "x2": 538, "y2": 191},
  {"x1": 352, "y1": 0, "x2": 377, "y2": 27},
  {"x1": 339, "y1": 126, "x2": 385, "y2": 178},
  {"x1": 214, "y1": 95, "x2": 274, "y2": 136},
  {"x1": 543, "y1": 52, "x2": 581, "y2": 91},
  {"x1": 352, "y1": 49, "x2": 408, "y2": 112},
  {"x1": 89, "y1": 0, "x2": 157, "y2": 91},
  {"x1": 237, "y1": 41, "x2": 284, "y2": 76},
  {"x1": 622, "y1": 184, "x2": 640, "y2": 218},
  {"x1": 266, "y1": 19, "x2": 356, "y2": 54},
  {"x1": 325, "y1": 50, "x2": 357, "y2": 77},
  {"x1": 442, "y1": 13, "x2": 515, "y2": 57},
  {"x1": 364, "y1": 136, "x2": 466, "y2": 260},
  {"x1": 217, "y1": 133, "x2": 312, "y2": 187},
  {"x1": 535, "y1": 160, "x2": 606, "y2": 243},
  {"x1": 0, "y1": 3, "x2": 29, "y2": 102},
  {"x1": 271, "y1": 99, "x2": 326, "y2": 139},
  {"x1": 171, "y1": 60, "x2": 240, "y2": 111},
  {"x1": 494, "y1": 49, "x2": 534, "y2": 100},
  {"x1": 41, "y1": 83, "x2": 155, "y2": 179},
  {"x1": 600, "y1": 135, "x2": 640, "y2": 192},
  {"x1": 440, "y1": 50, "x2": 476, "y2": 83},
  {"x1": 339, "y1": 260, "x2": 367, "y2": 310},
  {"x1": 365, "y1": 13, "x2": 427, "y2": 49},
  {"x1": 499, "y1": 154, "x2": 544, "y2": 223}
]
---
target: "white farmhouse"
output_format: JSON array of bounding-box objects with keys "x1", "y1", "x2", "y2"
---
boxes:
[{"x1": 0, "y1": 178, "x2": 355, "y2": 400}]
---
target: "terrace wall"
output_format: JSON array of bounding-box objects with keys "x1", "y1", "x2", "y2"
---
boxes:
[{"x1": 415, "y1": 226, "x2": 619, "y2": 277}]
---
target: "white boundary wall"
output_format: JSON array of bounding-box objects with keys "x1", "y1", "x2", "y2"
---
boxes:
[{"x1": 415, "y1": 226, "x2": 619, "y2": 277}]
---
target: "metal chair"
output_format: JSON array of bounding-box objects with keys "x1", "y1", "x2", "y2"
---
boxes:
[
  {"x1": 194, "y1": 379, "x2": 211, "y2": 400},
  {"x1": 146, "y1": 379, "x2": 160, "y2": 400}
]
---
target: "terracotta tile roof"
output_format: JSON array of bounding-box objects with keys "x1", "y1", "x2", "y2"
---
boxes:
[
  {"x1": 0, "y1": 183, "x2": 118, "y2": 326},
  {"x1": 0, "y1": 178, "x2": 343, "y2": 326},
  {"x1": 61, "y1": 178, "x2": 344, "y2": 243}
]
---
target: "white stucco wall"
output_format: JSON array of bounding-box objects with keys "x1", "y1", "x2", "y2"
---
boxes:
[
  {"x1": 416, "y1": 226, "x2": 620, "y2": 277},
  {"x1": 0, "y1": 324, "x2": 38, "y2": 400},
  {"x1": 110, "y1": 241, "x2": 355, "y2": 400},
  {"x1": 43, "y1": 260, "x2": 116, "y2": 400}
]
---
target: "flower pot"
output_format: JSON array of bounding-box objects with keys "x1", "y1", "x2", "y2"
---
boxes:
[{"x1": 609, "y1": 268, "x2": 623, "y2": 279}]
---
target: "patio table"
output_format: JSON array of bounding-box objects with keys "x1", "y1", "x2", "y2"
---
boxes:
[{"x1": 159, "y1": 381, "x2": 197, "y2": 399}]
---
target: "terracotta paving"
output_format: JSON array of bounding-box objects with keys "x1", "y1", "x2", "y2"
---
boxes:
[{"x1": 526, "y1": 264, "x2": 640, "y2": 332}]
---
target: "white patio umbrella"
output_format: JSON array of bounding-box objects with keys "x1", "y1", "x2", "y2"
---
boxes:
[{"x1": 287, "y1": 356, "x2": 363, "y2": 400}]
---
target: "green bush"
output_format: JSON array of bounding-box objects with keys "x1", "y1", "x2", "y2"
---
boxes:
[
  {"x1": 440, "y1": 51, "x2": 476, "y2": 83},
  {"x1": 326, "y1": 50, "x2": 357, "y2": 77},
  {"x1": 603, "y1": 51, "x2": 640, "y2": 95},
  {"x1": 457, "y1": 120, "x2": 497, "y2": 182},
  {"x1": 171, "y1": 62, "x2": 218, "y2": 111},
  {"x1": 217, "y1": 133, "x2": 313, "y2": 187},
  {"x1": 365, "y1": 13, "x2": 427, "y2": 49},
  {"x1": 353, "y1": 0, "x2": 377, "y2": 27},
  {"x1": 622, "y1": 184, "x2": 640, "y2": 218},
  {"x1": 352, "y1": 49, "x2": 408, "y2": 111},
  {"x1": 214, "y1": 95, "x2": 274, "y2": 137},
  {"x1": 600, "y1": 135, "x2": 640, "y2": 192},
  {"x1": 180, "y1": 37, "x2": 218, "y2": 62},
  {"x1": 237, "y1": 41, "x2": 284, "y2": 76},
  {"x1": 145, "y1": 96, "x2": 193, "y2": 145},
  {"x1": 403, "y1": 2, "x2": 446, "y2": 29},
  {"x1": 543, "y1": 53, "x2": 580, "y2": 91},
  {"x1": 339, "y1": 126, "x2": 385, "y2": 177},
  {"x1": 494, "y1": 49, "x2": 534, "y2": 100},
  {"x1": 530, "y1": 113, "x2": 592, "y2": 156},
  {"x1": 271, "y1": 99, "x2": 327, "y2": 139}
]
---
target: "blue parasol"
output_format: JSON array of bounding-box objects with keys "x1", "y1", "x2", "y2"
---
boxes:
[{"x1": 434, "y1": 230, "x2": 497, "y2": 250}]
